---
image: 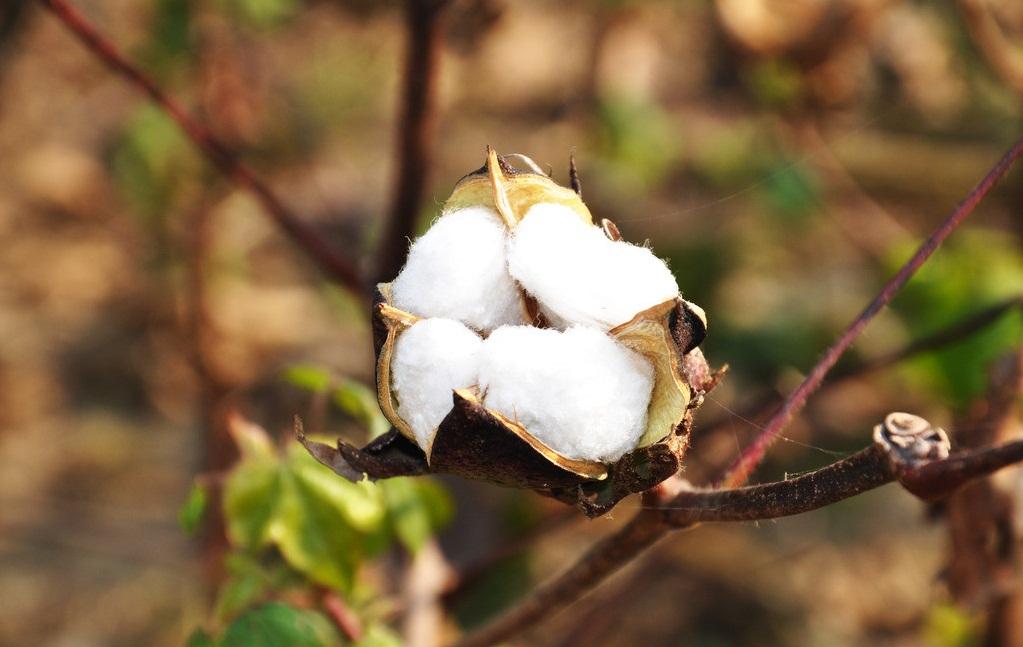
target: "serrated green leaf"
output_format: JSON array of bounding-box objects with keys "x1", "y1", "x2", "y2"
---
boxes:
[
  {"x1": 224, "y1": 436, "x2": 388, "y2": 593},
  {"x1": 178, "y1": 481, "x2": 209, "y2": 535},
  {"x1": 220, "y1": 603, "x2": 338, "y2": 647},
  {"x1": 287, "y1": 445, "x2": 385, "y2": 532}
]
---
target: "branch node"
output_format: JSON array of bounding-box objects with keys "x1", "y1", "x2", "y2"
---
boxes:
[{"x1": 873, "y1": 411, "x2": 951, "y2": 498}]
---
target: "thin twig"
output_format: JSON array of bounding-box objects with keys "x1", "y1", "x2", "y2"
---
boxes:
[
  {"x1": 37, "y1": 0, "x2": 365, "y2": 294},
  {"x1": 830, "y1": 296, "x2": 1023, "y2": 385},
  {"x1": 455, "y1": 416, "x2": 1023, "y2": 647},
  {"x1": 373, "y1": 0, "x2": 449, "y2": 285},
  {"x1": 454, "y1": 506, "x2": 671, "y2": 647},
  {"x1": 692, "y1": 295, "x2": 1023, "y2": 473},
  {"x1": 720, "y1": 136, "x2": 1023, "y2": 488}
]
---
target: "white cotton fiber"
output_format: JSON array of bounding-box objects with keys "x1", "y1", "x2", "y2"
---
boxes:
[
  {"x1": 507, "y1": 203, "x2": 679, "y2": 330},
  {"x1": 478, "y1": 325, "x2": 654, "y2": 462},
  {"x1": 392, "y1": 318, "x2": 483, "y2": 452},
  {"x1": 391, "y1": 207, "x2": 525, "y2": 333}
]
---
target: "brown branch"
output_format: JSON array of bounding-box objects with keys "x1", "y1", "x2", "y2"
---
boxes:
[
  {"x1": 321, "y1": 588, "x2": 364, "y2": 642},
  {"x1": 720, "y1": 136, "x2": 1023, "y2": 488},
  {"x1": 455, "y1": 413, "x2": 1023, "y2": 647},
  {"x1": 373, "y1": 0, "x2": 449, "y2": 286},
  {"x1": 37, "y1": 0, "x2": 365, "y2": 295},
  {"x1": 692, "y1": 295, "x2": 1023, "y2": 470},
  {"x1": 454, "y1": 505, "x2": 671, "y2": 647}
]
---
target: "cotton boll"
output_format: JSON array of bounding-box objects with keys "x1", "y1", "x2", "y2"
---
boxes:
[
  {"x1": 391, "y1": 207, "x2": 525, "y2": 333},
  {"x1": 392, "y1": 318, "x2": 483, "y2": 452},
  {"x1": 507, "y1": 203, "x2": 679, "y2": 330},
  {"x1": 479, "y1": 325, "x2": 654, "y2": 462}
]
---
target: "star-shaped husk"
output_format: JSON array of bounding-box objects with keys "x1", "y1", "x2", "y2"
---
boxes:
[{"x1": 301, "y1": 150, "x2": 720, "y2": 517}]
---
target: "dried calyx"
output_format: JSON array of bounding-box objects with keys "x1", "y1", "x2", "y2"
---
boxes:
[{"x1": 303, "y1": 149, "x2": 719, "y2": 516}]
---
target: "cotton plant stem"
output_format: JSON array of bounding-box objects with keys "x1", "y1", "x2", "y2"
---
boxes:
[
  {"x1": 720, "y1": 136, "x2": 1023, "y2": 489},
  {"x1": 373, "y1": 0, "x2": 449, "y2": 286},
  {"x1": 456, "y1": 421, "x2": 1023, "y2": 647},
  {"x1": 37, "y1": 0, "x2": 365, "y2": 295}
]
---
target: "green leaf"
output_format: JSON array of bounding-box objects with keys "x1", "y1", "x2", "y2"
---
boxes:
[
  {"x1": 594, "y1": 94, "x2": 677, "y2": 192},
  {"x1": 333, "y1": 379, "x2": 390, "y2": 439},
  {"x1": 178, "y1": 481, "x2": 209, "y2": 535},
  {"x1": 761, "y1": 162, "x2": 819, "y2": 222},
  {"x1": 110, "y1": 105, "x2": 195, "y2": 220},
  {"x1": 224, "y1": 450, "x2": 281, "y2": 549},
  {"x1": 284, "y1": 364, "x2": 333, "y2": 393},
  {"x1": 380, "y1": 477, "x2": 453, "y2": 553},
  {"x1": 185, "y1": 628, "x2": 217, "y2": 647},
  {"x1": 141, "y1": 0, "x2": 196, "y2": 77},
  {"x1": 220, "y1": 603, "x2": 339, "y2": 647},
  {"x1": 888, "y1": 229, "x2": 1023, "y2": 408},
  {"x1": 223, "y1": 435, "x2": 388, "y2": 593},
  {"x1": 215, "y1": 553, "x2": 280, "y2": 623}
]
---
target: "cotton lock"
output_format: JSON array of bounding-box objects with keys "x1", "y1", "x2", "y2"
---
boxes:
[
  {"x1": 391, "y1": 318, "x2": 483, "y2": 452},
  {"x1": 391, "y1": 206, "x2": 526, "y2": 333},
  {"x1": 508, "y1": 203, "x2": 680, "y2": 330},
  {"x1": 479, "y1": 326, "x2": 654, "y2": 462}
]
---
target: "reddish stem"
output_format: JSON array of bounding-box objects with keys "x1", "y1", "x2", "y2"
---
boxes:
[
  {"x1": 38, "y1": 0, "x2": 365, "y2": 295},
  {"x1": 720, "y1": 136, "x2": 1023, "y2": 488}
]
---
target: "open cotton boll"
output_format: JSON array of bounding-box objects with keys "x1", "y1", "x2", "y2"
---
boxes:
[
  {"x1": 507, "y1": 203, "x2": 679, "y2": 330},
  {"x1": 391, "y1": 206, "x2": 525, "y2": 333},
  {"x1": 392, "y1": 318, "x2": 483, "y2": 452},
  {"x1": 479, "y1": 325, "x2": 654, "y2": 462}
]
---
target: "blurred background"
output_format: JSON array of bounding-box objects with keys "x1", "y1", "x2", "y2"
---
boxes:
[{"x1": 0, "y1": 0, "x2": 1021, "y2": 645}]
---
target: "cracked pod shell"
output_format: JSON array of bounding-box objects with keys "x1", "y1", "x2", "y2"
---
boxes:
[{"x1": 306, "y1": 151, "x2": 714, "y2": 517}]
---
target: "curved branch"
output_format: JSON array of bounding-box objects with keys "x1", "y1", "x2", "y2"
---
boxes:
[
  {"x1": 37, "y1": 0, "x2": 365, "y2": 295},
  {"x1": 455, "y1": 413, "x2": 1023, "y2": 647},
  {"x1": 720, "y1": 136, "x2": 1023, "y2": 488}
]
